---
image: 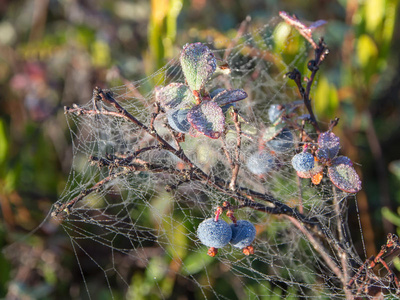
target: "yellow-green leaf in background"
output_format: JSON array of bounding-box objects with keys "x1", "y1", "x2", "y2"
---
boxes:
[
  {"x1": 365, "y1": 0, "x2": 385, "y2": 34},
  {"x1": 314, "y1": 76, "x2": 339, "y2": 120},
  {"x1": 382, "y1": 206, "x2": 400, "y2": 227},
  {"x1": 0, "y1": 119, "x2": 8, "y2": 169},
  {"x1": 91, "y1": 39, "x2": 111, "y2": 67},
  {"x1": 357, "y1": 34, "x2": 378, "y2": 69}
]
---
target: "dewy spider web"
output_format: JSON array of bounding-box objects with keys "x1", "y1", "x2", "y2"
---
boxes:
[{"x1": 53, "y1": 17, "x2": 396, "y2": 299}]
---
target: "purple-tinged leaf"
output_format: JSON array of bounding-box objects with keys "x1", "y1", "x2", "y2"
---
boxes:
[
  {"x1": 187, "y1": 101, "x2": 225, "y2": 139},
  {"x1": 155, "y1": 83, "x2": 195, "y2": 111},
  {"x1": 210, "y1": 88, "x2": 226, "y2": 98},
  {"x1": 316, "y1": 149, "x2": 329, "y2": 161},
  {"x1": 328, "y1": 164, "x2": 361, "y2": 193},
  {"x1": 212, "y1": 89, "x2": 248, "y2": 106},
  {"x1": 318, "y1": 131, "x2": 340, "y2": 159},
  {"x1": 331, "y1": 156, "x2": 353, "y2": 166},
  {"x1": 308, "y1": 20, "x2": 327, "y2": 30},
  {"x1": 180, "y1": 43, "x2": 216, "y2": 91}
]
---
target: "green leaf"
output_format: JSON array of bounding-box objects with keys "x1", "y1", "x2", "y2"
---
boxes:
[
  {"x1": 382, "y1": 207, "x2": 400, "y2": 227},
  {"x1": 180, "y1": 43, "x2": 216, "y2": 91},
  {"x1": 187, "y1": 102, "x2": 225, "y2": 139},
  {"x1": 357, "y1": 34, "x2": 378, "y2": 69},
  {"x1": 314, "y1": 76, "x2": 339, "y2": 119},
  {"x1": 365, "y1": 0, "x2": 385, "y2": 34},
  {"x1": 0, "y1": 119, "x2": 8, "y2": 169},
  {"x1": 261, "y1": 123, "x2": 285, "y2": 142},
  {"x1": 155, "y1": 83, "x2": 195, "y2": 111}
]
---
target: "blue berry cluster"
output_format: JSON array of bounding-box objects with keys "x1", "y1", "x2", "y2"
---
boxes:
[{"x1": 197, "y1": 217, "x2": 256, "y2": 256}]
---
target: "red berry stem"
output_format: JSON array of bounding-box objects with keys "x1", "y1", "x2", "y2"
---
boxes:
[{"x1": 214, "y1": 207, "x2": 222, "y2": 221}]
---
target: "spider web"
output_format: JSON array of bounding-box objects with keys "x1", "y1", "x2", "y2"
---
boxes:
[{"x1": 52, "y1": 18, "x2": 395, "y2": 299}]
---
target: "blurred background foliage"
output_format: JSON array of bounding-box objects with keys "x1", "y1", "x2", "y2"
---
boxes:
[{"x1": 1, "y1": 0, "x2": 400, "y2": 299}]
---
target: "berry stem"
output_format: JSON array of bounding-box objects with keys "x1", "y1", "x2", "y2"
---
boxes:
[{"x1": 214, "y1": 207, "x2": 222, "y2": 221}]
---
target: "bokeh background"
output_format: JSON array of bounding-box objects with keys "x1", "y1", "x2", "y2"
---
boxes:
[{"x1": 1, "y1": 0, "x2": 400, "y2": 299}]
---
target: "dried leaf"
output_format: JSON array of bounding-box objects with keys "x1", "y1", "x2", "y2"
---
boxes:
[{"x1": 311, "y1": 171, "x2": 323, "y2": 185}]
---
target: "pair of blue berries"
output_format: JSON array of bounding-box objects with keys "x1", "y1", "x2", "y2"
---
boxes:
[{"x1": 197, "y1": 218, "x2": 256, "y2": 256}]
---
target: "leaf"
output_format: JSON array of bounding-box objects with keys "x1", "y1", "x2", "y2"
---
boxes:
[
  {"x1": 167, "y1": 108, "x2": 191, "y2": 133},
  {"x1": 331, "y1": 156, "x2": 352, "y2": 166},
  {"x1": 180, "y1": 43, "x2": 216, "y2": 91},
  {"x1": 155, "y1": 83, "x2": 195, "y2": 111},
  {"x1": 328, "y1": 164, "x2": 361, "y2": 193},
  {"x1": 261, "y1": 123, "x2": 285, "y2": 142},
  {"x1": 318, "y1": 131, "x2": 340, "y2": 159},
  {"x1": 187, "y1": 102, "x2": 225, "y2": 139},
  {"x1": 211, "y1": 89, "x2": 247, "y2": 106}
]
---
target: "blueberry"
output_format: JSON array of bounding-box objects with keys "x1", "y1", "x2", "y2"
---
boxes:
[
  {"x1": 197, "y1": 218, "x2": 232, "y2": 248},
  {"x1": 246, "y1": 151, "x2": 275, "y2": 175},
  {"x1": 167, "y1": 108, "x2": 191, "y2": 133},
  {"x1": 292, "y1": 152, "x2": 315, "y2": 172},
  {"x1": 268, "y1": 104, "x2": 283, "y2": 124},
  {"x1": 230, "y1": 220, "x2": 256, "y2": 249},
  {"x1": 265, "y1": 128, "x2": 293, "y2": 153}
]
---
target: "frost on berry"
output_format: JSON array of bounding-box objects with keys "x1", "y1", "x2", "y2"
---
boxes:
[
  {"x1": 167, "y1": 108, "x2": 191, "y2": 133},
  {"x1": 292, "y1": 152, "x2": 315, "y2": 172},
  {"x1": 246, "y1": 151, "x2": 275, "y2": 175},
  {"x1": 197, "y1": 218, "x2": 232, "y2": 249},
  {"x1": 230, "y1": 220, "x2": 256, "y2": 249},
  {"x1": 265, "y1": 128, "x2": 294, "y2": 153},
  {"x1": 180, "y1": 42, "x2": 217, "y2": 91}
]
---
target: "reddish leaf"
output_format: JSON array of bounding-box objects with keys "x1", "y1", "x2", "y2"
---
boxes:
[
  {"x1": 187, "y1": 102, "x2": 225, "y2": 139},
  {"x1": 328, "y1": 164, "x2": 361, "y2": 193}
]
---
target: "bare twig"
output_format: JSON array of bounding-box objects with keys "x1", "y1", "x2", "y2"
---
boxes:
[{"x1": 229, "y1": 109, "x2": 242, "y2": 191}]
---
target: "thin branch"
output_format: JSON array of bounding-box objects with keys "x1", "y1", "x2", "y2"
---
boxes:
[
  {"x1": 229, "y1": 109, "x2": 242, "y2": 191},
  {"x1": 285, "y1": 215, "x2": 345, "y2": 283}
]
